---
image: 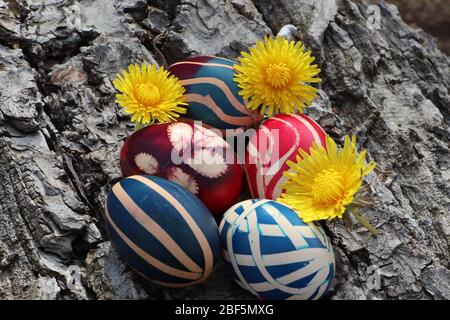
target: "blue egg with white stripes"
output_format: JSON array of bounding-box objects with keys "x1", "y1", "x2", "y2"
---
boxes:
[
  {"x1": 105, "y1": 175, "x2": 221, "y2": 287},
  {"x1": 219, "y1": 199, "x2": 335, "y2": 300}
]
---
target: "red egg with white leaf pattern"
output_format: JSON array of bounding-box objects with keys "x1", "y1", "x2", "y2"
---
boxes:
[
  {"x1": 244, "y1": 114, "x2": 327, "y2": 200},
  {"x1": 120, "y1": 120, "x2": 243, "y2": 217}
]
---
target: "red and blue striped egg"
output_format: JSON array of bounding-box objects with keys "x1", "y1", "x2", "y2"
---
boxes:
[
  {"x1": 169, "y1": 55, "x2": 262, "y2": 131},
  {"x1": 105, "y1": 175, "x2": 221, "y2": 287},
  {"x1": 244, "y1": 114, "x2": 327, "y2": 200}
]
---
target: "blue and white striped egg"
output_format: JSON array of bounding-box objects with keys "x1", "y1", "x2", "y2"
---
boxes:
[
  {"x1": 105, "y1": 175, "x2": 221, "y2": 287},
  {"x1": 219, "y1": 199, "x2": 335, "y2": 300}
]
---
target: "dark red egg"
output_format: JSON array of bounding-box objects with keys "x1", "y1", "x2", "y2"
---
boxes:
[
  {"x1": 244, "y1": 114, "x2": 327, "y2": 200},
  {"x1": 120, "y1": 120, "x2": 243, "y2": 217}
]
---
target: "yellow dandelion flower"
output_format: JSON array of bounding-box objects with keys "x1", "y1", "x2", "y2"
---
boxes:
[
  {"x1": 278, "y1": 135, "x2": 377, "y2": 231},
  {"x1": 113, "y1": 64, "x2": 187, "y2": 125},
  {"x1": 233, "y1": 36, "x2": 321, "y2": 117}
]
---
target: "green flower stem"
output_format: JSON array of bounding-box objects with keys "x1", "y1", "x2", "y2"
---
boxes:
[
  {"x1": 135, "y1": 122, "x2": 143, "y2": 131},
  {"x1": 351, "y1": 209, "x2": 379, "y2": 236}
]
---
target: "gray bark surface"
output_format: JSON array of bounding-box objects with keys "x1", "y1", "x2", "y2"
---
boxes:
[{"x1": 0, "y1": 0, "x2": 448, "y2": 300}]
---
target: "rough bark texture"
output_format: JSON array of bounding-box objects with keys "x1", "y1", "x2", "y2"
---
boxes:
[
  {"x1": 386, "y1": 0, "x2": 450, "y2": 54},
  {"x1": 0, "y1": 0, "x2": 448, "y2": 300}
]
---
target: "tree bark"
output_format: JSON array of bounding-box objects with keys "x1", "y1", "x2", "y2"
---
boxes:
[{"x1": 0, "y1": 0, "x2": 448, "y2": 300}]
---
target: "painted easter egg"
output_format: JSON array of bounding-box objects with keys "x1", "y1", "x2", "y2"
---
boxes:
[
  {"x1": 219, "y1": 199, "x2": 335, "y2": 300},
  {"x1": 168, "y1": 55, "x2": 261, "y2": 131},
  {"x1": 244, "y1": 114, "x2": 326, "y2": 200},
  {"x1": 120, "y1": 120, "x2": 243, "y2": 217},
  {"x1": 105, "y1": 175, "x2": 221, "y2": 287}
]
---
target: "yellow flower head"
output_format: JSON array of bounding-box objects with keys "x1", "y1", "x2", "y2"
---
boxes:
[
  {"x1": 233, "y1": 36, "x2": 321, "y2": 117},
  {"x1": 278, "y1": 135, "x2": 377, "y2": 223},
  {"x1": 113, "y1": 64, "x2": 187, "y2": 125}
]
